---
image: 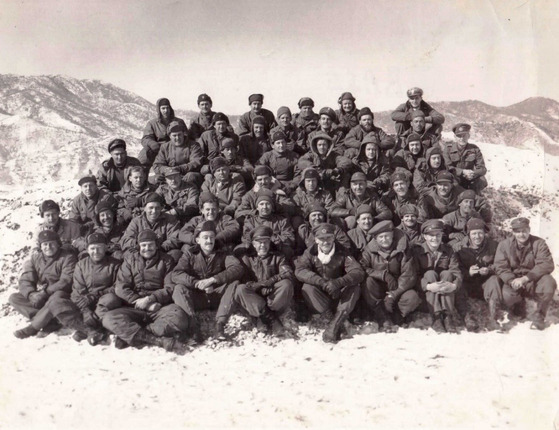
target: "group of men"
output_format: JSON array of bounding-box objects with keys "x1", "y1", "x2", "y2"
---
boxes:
[{"x1": 8, "y1": 88, "x2": 556, "y2": 352}]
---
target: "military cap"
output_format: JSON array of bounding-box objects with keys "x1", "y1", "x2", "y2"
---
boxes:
[
  {"x1": 399, "y1": 204, "x2": 419, "y2": 217},
  {"x1": 212, "y1": 112, "x2": 229, "y2": 125},
  {"x1": 138, "y1": 229, "x2": 158, "y2": 243},
  {"x1": 40, "y1": 200, "x2": 60, "y2": 216},
  {"x1": 276, "y1": 106, "x2": 291, "y2": 119},
  {"x1": 298, "y1": 97, "x2": 314, "y2": 108},
  {"x1": 248, "y1": 94, "x2": 264, "y2": 104},
  {"x1": 78, "y1": 176, "x2": 97, "y2": 186},
  {"x1": 95, "y1": 200, "x2": 115, "y2": 215},
  {"x1": 466, "y1": 217, "x2": 487, "y2": 233},
  {"x1": 452, "y1": 123, "x2": 471, "y2": 136},
  {"x1": 197, "y1": 93, "x2": 212, "y2": 105},
  {"x1": 436, "y1": 171, "x2": 454, "y2": 184},
  {"x1": 306, "y1": 202, "x2": 327, "y2": 219},
  {"x1": 310, "y1": 132, "x2": 333, "y2": 147},
  {"x1": 220, "y1": 137, "x2": 236, "y2": 149},
  {"x1": 38, "y1": 230, "x2": 60, "y2": 245},
  {"x1": 318, "y1": 107, "x2": 337, "y2": 122},
  {"x1": 406, "y1": 133, "x2": 422, "y2": 144},
  {"x1": 250, "y1": 225, "x2": 273, "y2": 241},
  {"x1": 210, "y1": 156, "x2": 229, "y2": 173},
  {"x1": 167, "y1": 120, "x2": 187, "y2": 134},
  {"x1": 391, "y1": 171, "x2": 409, "y2": 185},
  {"x1": 108, "y1": 138, "x2": 126, "y2": 153},
  {"x1": 428, "y1": 146, "x2": 442, "y2": 158},
  {"x1": 407, "y1": 87, "x2": 423, "y2": 97},
  {"x1": 355, "y1": 204, "x2": 374, "y2": 219},
  {"x1": 313, "y1": 223, "x2": 336, "y2": 239},
  {"x1": 301, "y1": 167, "x2": 320, "y2": 181},
  {"x1": 362, "y1": 133, "x2": 380, "y2": 146},
  {"x1": 164, "y1": 167, "x2": 182, "y2": 177},
  {"x1": 457, "y1": 190, "x2": 476, "y2": 204},
  {"x1": 370, "y1": 220, "x2": 394, "y2": 237},
  {"x1": 338, "y1": 92, "x2": 356, "y2": 103},
  {"x1": 199, "y1": 191, "x2": 219, "y2": 207},
  {"x1": 410, "y1": 110, "x2": 426, "y2": 119},
  {"x1": 351, "y1": 172, "x2": 367, "y2": 182},
  {"x1": 253, "y1": 165, "x2": 272, "y2": 178},
  {"x1": 256, "y1": 189, "x2": 275, "y2": 206},
  {"x1": 158, "y1": 98, "x2": 171, "y2": 107},
  {"x1": 87, "y1": 232, "x2": 107, "y2": 245},
  {"x1": 358, "y1": 107, "x2": 374, "y2": 121},
  {"x1": 511, "y1": 217, "x2": 530, "y2": 231},
  {"x1": 421, "y1": 219, "x2": 445, "y2": 235},
  {"x1": 271, "y1": 130, "x2": 287, "y2": 143},
  {"x1": 252, "y1": 115, "x2": 266, "y2": 127},
  {"x1": 144, "y1": 192, "x2": 164, "y2": 206},
  {"x1": 194, "y1": 220, "x2": 216, "y2": 238}
]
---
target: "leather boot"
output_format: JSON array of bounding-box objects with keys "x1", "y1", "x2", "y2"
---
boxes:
[
  {"x1": 133, "y1": 329, "x2": 177, "y2": 352},
  {"x1": 189, "y1": 318, "x2": 205, "y2": 344},
  {"x1": 261, "y1": 309, "x2": 286, "y2": 337},
  {"x1": 322, "y1": 309, "x2": 349, "y2": 343},
  {"x1": 214, "y1": 321, "x2": 227, "y2": 341},
  {"x1": 14, "y1": 325, "x2": 39, "y2": 339},
  {"x1": 374, "y1": 305, "x2": 398, "y2": 333},
  {"x1": 431, "y1": 313, "x2": 446, "y2": 333}
]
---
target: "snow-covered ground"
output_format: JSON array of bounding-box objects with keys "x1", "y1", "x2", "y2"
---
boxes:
[{"x1": 1, "y1": 140, "x2": 558, "y2": 429}]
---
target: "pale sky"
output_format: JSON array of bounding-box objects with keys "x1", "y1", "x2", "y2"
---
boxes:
[{"x1": 1, "y1": 0, "x2": 556, "y2": 114}]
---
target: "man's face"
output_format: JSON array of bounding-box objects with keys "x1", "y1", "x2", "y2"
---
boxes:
[
  {"x1": 408, "y1": 141, "x2": 421, "y2": 155},
  {"x1": 250, "y1": 101, "x2": 262, "y2": 113},
  {"x1": 436, "y1": 182, "x2": 452, "y2": 197},
  {"x1": 257, "y1": 200, "x2": 273, "y2": 217},
  {"x1": 201, "y1": 202, "x2": 218, "y2": 221},
  {"x1": 139, "y1": 241, "x2": 157, "y2": 259},
  {"x1": 409, "y1": 95, "x2": 422, "y2": 108},
  {"x1": 43, "y1": 209, "x2": 60, "y2": 227},
  {"x1": 88, "y1": 243, "x2": 107, "y2": 263},
  {"x1": 110, "y1": 148, "x2": 127, "y2": 166},
  {"x1": 305, "y1": 177, "x2": 318, "y2": 192},
  {"x1": 457, "y1": 132, "x2": 470, "y2": 146},
  {"x1": 169, "y1": 131, "x2": 185, "y2": 146},
  {"x1": 469, "y1": 229, "x2": 486, "y2": 248},
  {"x1": 315, "y1": 236, "x2": 335, "y2": 254},
  {"x1": 316, "y1": 139, "x2": 329, "y2": 156},
  {"x1": 221, "y1": 147, "x2": 236, "y2": 161},
  {"x1": 273, "y1": 139, "x2": 287, "y2": 154},
  {"x1": 357, "y1": 213, "x2": 373, "y2": 232},
  {"x1": 300, "y1": 106, "x2": 313, "y2": 117},
  {"x1": 278, "y1": 113, "x2": 291, "y2": 127},
  {"x1": 341, "y1": 100, "x2": 354, "y2": 113},
  {"x1": 81, "y1": 181, "x2": 97, "y2": 199},
  {"x1": 411, "y1": 116, "x2": 425, "y2": 132},
  {"x1": 359, "y1": 115, "x2": 373, "y2": 131},
  {"x1": 214, "y1": 120, "x2": 228, "y2": 134},
  {"x1": 402, "y1": 214, "x2": 418, "y2": 228},
  {"x1": 145, "y1": 202, "x2": 162, "y2": 222},
  {"x1": 255, "y1": 175, "x2": 272, "y2": 189},
  {"x1": 365, "y1": 143, "x2": 377, "y2": 160},
  {"x1": 513, "y1": 227, "x2": 530, "y2": 244},
  {"x1": 376, "y1": 231, "x2": 394, "y2": 249},
  {"x1": 459, "y1": 198, "x2": 474, "y2": 214},
  {"x1": 253, "y1": 124, "x2": 265, "y2": 138},
  {"x1": 196, "y1": 231, "x2": 216, "y2": 254},
  {"x1": 424, "y1": 232, "x2": 443, "y2": 250},
  {"x1": 129, "y1": 171, "x2": 145, "y2": 189},
  {"x1": 309, "y1": 211, "x2": 325, "y2": 227},
  {"x1": 165, "y1": 174, "x2": 181, "y2": 189},
  {"x1": 319, "y1": 115, "x2": 332, "y2": 130},
  {"x1": 199, "y1": 101, "x2": 212, "y2": 114},
  {"x1": 351, "y1": 180, "x2": 366, "y2": 196},
  {"x1": 214, "y1": 166, "x2": 230, "y2": 182},
  {"x1": 160, "y1": 105, "x2": 171, "y2": 118},
  {"x1": 393, "y1": 180, "x2": 409, "y2": 197},
  {"x1": 252, "y1": 238, "x2": 271, "y2": 257},
  {"x1": 98, "y1": 210, "x2": 114, "y2": 228},
  {"x1": 429, "y1": 154, "x2": 442, "y2": 169},
  {"x1": 41, "y1": 240, "x2": 60, "y2": 257}
]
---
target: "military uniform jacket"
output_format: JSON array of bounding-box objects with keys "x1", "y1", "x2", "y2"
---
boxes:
[
  {"x1": 224, "y1": 154, "x2": 254, "y2": 184},
  {"x1": 179, "y1": 214, "x2": 241, "y2": 247},
  {"x1": 335, "y1": 108, "x2": 360, "y2": 135},
  {"x1": 397, "y1": 222, "x2": 424, "y2": 246},
  {"x1": 36, "y1": 219, "x2": 82, "y2": 253},
  {"x1": 391, "y1": 100, "x2": 445, "y2": 134},
  {"x1": 71, "y1": 255, "x2": 121, "y2": 311},
  {"x1": 199, "y1": 129, "x2": 239, "y2": 161},
  {"x1": 411, "y1": 242, "x2": 462, "y2": 291},
  {"x1": 413, "y1": 163, "x2": 448, "y2": 197},
  {"x1": 297, "y1": 138, "x2": 352, "y2": 179},
  {"x1": 443, "y1": 142, "x2": 487, "y2": 179},
  {"x1": 19, "y1": 249, "x2": 77, "y2": 299},
  {"x1": 331, "y1": 188, "x2": 392, "y2": 221},
  {"x1": 307, "y1": 127, "x2": 345, "y2": 155},
  {"x1": 400, "y1": 127, "x2": 439, "y2": 151},
  {"x1": 393, "y1": 147, "x2": 426, "y2": 173},
  {"x1": 69, "y1": 189, "x2": 114, "y2": 225},
  {"x1": 155, "y1": 182, "x2": 199, "y2": 219},
  {"x1": 292, "y1": 112, "x2": 319, "y2": 140},
  {"x1": 295, "y1": 244, "x2": 365, "y2": 288},
  {"x1": 242, "y1": 213, "x2": 295, "y2": 249},
  {"x1": 238, "y1": 109, "x2": 277, "y2": 136},
  {"x1": 238, "y1": 133, "x2": 271, "y2": 165},
  {"x1": 456, "y1": 236, "x2": 498, "y2": 283},
  {"x1": 296, "y1": 224, "x2": 352, "y2": 256},
  {"x1": 97, "y1": 156, "x2": 142, "y2": 192},
  {"x1": 347, "y1": 227, "x2": 375, "y2": 254},
  {"x1": 494, "y1": 235, "x2": 554, "y2": 284},
  {"x1": 344, "y1": 125, "x2": 395, "y2": 151},
  {"x1": 117, "y1": 183, "x2": 156, "y2": 213},
  {"x1": 189, "y1": 111, "x2": 215, "y2": 140},
  {"x1": 235, "y1": 188, "x2": 296, "y2": 219},
  {"x1": 240, "y1": 250, "x2": 293, "y2": 283},
  {"x1": 115, "y1": 251, "x2": 175, "y2": 305},
  {"x1": 352, "y1": 141, "x2": 391, "y2": 192},
  {"x1": 442, "y1": 209, "x2": 482, "y2": 243},
  {"x1": 292, "y1": 188, "x2": 335, "y2": 218},
  {"x1": 381, "y1": 188, "x2": 427, "y2": 226},
  {"x1": 120, "y1": 213, "x2": 181, "y2": 253},
  {"x1": 153, "y1": 140, "x2": 203, "y2": 176},
  {"x1": 269, "y1": 124, "x2": 306, "y2": 155},
  {"x1": 423, "y1": 187, "x2": 463, "y2": 219},
  {"x1": 257, "y1": 150, "x2": 299, "y2": 192},
  {"x1": 141, "y1": 117, "x2": 187, "y2": 153},
  {"x1": 74, "y1": 222, "x2": 127, "y2": 255},
  {"x1": 201, "y1": 173, "x2": 246, "y2": 213},
  {"x1": 169, "y1": 246, "x2": 244, "y2": 288}
]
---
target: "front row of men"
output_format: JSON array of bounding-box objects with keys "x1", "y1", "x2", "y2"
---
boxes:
[{"x1": 9, "y1": 211, "x2": 556, "y2": 351}]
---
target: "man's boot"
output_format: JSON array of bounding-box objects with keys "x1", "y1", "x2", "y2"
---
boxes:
[
  {"x1": 512, "y1": 300, "x2": 527, "y2": 319},
  {"x1": 530, "y1": 312, "x2": 546, "y2": 330},
  {"x1": 486, "y1": 298, "x2": 501, "y2": 331},
  {"x1": 214, "y1": 321, "x2": 227, "y2": 341},
  {"x1": 431, "y1": 313, "x2": 446, "y2": 333},
  {"x1": 14, "y1": 325, "x2": 39, "y2": 339},
  {"x1": 189, "y1": 318, "x2": 205, "y2": 344},
  {"x1": 444, "y1": 312, "x2": 461, "y2": 334},
  {"x1": 261, "y1": 309, "x2": 286, "y2": 337},
  {"x1": 36, "y1": 320, "x2": 62, "y2": 338},
  {"x1": 67, "y1": 317, "x2": 103, "y2": 346},
  {"x1": 374, "y1": 305, "x2": 398, "y2": 333},
  {"x1": 133, "y1": 329, "x2": 180, "y2": 352},
  {"x1": 322, "y1": 309, "x2": 349, "y2": 343}
]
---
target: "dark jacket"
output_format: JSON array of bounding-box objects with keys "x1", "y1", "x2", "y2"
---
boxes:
[
  {"x1": 201, "y1": 173, "x2": 246, "y2": 214},
  {"x1": 235, "y1": 187, "x2": 297, "y2": 219},
  {"x1": 155, "y1": 181, "x2": 199, "y2": 220},
  {"x1": 71, "y1": 255, "x2": 121, "y2": 311},
  {"x1": 116, "y1": 181, "x2": 156, "y2": 223},
  {"x1": 242, "y1": 213, "x2": 295, "y2": 249},
  {"x1": 69, "y1": 189, "x2": 115, "y2": 226},
  {"x1": 381, "y1": 187, "x2": 427, "y2": 226},
  {"x1": 238, "y1": 109, "x2": 277, "y2": 136},
  {"x1": 153, "y1": 139, "x2": 204, "y2": 176},
  {"x1": 97, "y1": 156, "x2": 143, "y2": 192},
  {"x1": 36, "y1": 219, "x2": 82, "y2": 254},
  {"x1": 391, "y1": 100, "x2": 445, "y2": 135},
  {"x1": 120, "y1": 213, "x2": 181, "y2": 253},
  {"x1": 257, "y1": 150, "x2": 299, "y2": 193},
  {"x1": 238, "y1": 133, "x2": 271, "y2": 166},
  {"x1": 344, "y1": 125, "x2": 395, "y2": 152},
  {"x1": 410, "y1": 242, "x2": 462, "y2": 291},
  {"x1": 199, "y1": 129, "x2": 239, "y2": 161},
  {"x1": 331, "y1": 188, "x2": 392, "y2": 221},
  {"x1": 297, "y1": 135, "x2": 352, "y2": 182},
  {"x1": 335, "y1": 108, "x2": 360, "y2": 135},
  {"x1": 296, "y1": 224, "x2": 352, "y2": 256},
  {"x1": 456, "y1": 236, "x2": 499, "y2": 283},
  {"x1": 240, "y1": 249, "x2": 294, "y2": 283},
  {"x1": 351, "y1": 140, "x2": 391, "y2": 192},
  {"x1": 179, "y1": 214, "x2": 241, "y2": 249},
  {"x1": 443, "y1": 142, "x2": 487, "y2": 180},
  {"x1": 412, "y1": 146, "x2": 449, "y2": 196}
]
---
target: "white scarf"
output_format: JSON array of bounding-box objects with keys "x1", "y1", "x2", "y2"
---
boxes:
[{"x1": 317, "y1": 244, "x2": 336, "y2": 265}]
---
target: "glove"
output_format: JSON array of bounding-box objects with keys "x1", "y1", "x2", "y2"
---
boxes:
[
  {"x1": 29, "y1": 291, "x2": 49, "y2": 308},
  {"x1": 261, "y1": 287, "x2": 274, "y2": 296},
  {"x1": 384, "y1": 293, "x2": 396, "y2": 313},
  {"x1": 147, "y1": 302, "x2": 162, "y2": 312},
  {"x1": 83, "y1": 311, "x2": 100, "y2": 328},
  {"x1": 384, "y1": 272, "x2": 398, "y2": 292},
  {"x1": 324, "y1": 280, "x2": 341, "y2": 300}
]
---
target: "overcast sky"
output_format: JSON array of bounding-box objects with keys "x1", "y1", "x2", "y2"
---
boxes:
[{"x1": 1, "y1": 0, "x2": 556, "y2": 113}]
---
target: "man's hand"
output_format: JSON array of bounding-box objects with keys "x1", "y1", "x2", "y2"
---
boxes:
[
  {"x1": 384, "y1": 272, "x2": 398, "y2": 291},
  {"x1": 469, "y1": 265, "x2": 480, "y2": 277},
  {"x1": 426, "y1": 282, "x2": 443, "y2": 293},
  {"x1": 29, "y1": 291, "x2": 49, "y2": 308},
  {"x1": 510, "y1": 276, "x2": 528, "y2": 291},
  {"x1": 478, "y1": 267, "x2": 490, "y2": 276},
  {"x1": 438, "y1": 281, "x2": 457, "y2": 294},
  {"x1": 134, "y1": 296, "x2": 153, "y2": 310},
  {"x1": 195, "y1": 277, "x2": 217, "y2": 292},
  {"x1": 324, "y1": 280, "x2": 341, "y2": 300},
  {"x1": 147, "y1": 302, "x2": 162, "y2": 312},
  {"x1": 384, "y1": 293, "x2": 396, "y2": 313}
]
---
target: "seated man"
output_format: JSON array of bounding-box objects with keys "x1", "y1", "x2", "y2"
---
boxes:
[
  {"x1": 455, "y1": 218, "x2": 501, "y2": 331},
  {"x1": 442, "y1": 190, "x2": 483, "y2": 250},
  {"x1": 306, "y1": 107, "x2": 345, "y2": 154},
  {"x1": 201, "y1": 157, "x2": 246, "y2": 217},
  {"x1": 444, "y1": 123, "x2": 488, "y2": 193},
  {"x1": 382, "y1": 170, "x2": 426, "y2": 226},
  {"x1": 411, "y1": 219, "x2": 462, "y2": 333},
  {"x1": 36, "y1": 199, "x2": 82, "y2": 254},
  {"x1": 351, "y1": 134, "x2": 391, "y2": 194},
  {"x1": 155, "y1": 167, "x2": 199, "y2": 223},
  {"x1": 179, "y1": 192, "x2": 241, "y2": 253},
  {"x1": 392, "y1": 133, "x2": 426, "y2": 174},
  {"x1": 199, "y1": 112, "x2": 239, "y2": 165},
  {"x1": 170, "y1": 221, "x2": 245, "y2": 340},
  {"x1": 331, "y1": 172, "x2": 392, "y2": 230},
  {"x1": 10, "y1": 231, "x2": 78, "y2": 339},
  {"x1": 220, "y1": 137, "x2": 254, "y2": 187},
  {"x1": 343, "y1": 107, "x2": 395, "y2": 159},
  {"x1": 238, "y1": 116, "x2": 271, "y2": 166},
  {"x1": 120, "y1": 193, "x2": 182, "y2": 262},
  {"x1": 235, "y1": 226, "x2": 295, "y2": 336},
  {"x1": 413, "y1": 146, "x2": 449, "y2": 196},
  {"x1": 68, "y1": 175, "x2": 115, "y2": 228},
  {"x1": 396, "y1": 204, "x2": 424, "y2": 246},
  {"x1": 292, "y1": 97, "x2": 319, "y2": 145},
  {"x1": 360, "y1": 220, "x2": 420, "y2": 330},
  {"x1": 116, "y1": 165, "x2": 156, "y2": 225},
  {"x1": 347, "y1": 204, "x2": 376, "y2": 255},
  {"x1": 494, "y1": 217, "x2": 556, "y2": 330},
  {"x1": 152, "y1": 120, "x2": 203, "y2": 186},
  {"x1": 295, "y1": 223, "x2": 365, "y2": 343},
  {"x1": 102, "y1": 229, "x2": 189, "y2": 352},
  {"x1": 292, "y1": 167, "x2": 335, "y2": 226},
  {"x1": 257, "y1": 130, "x2": 299, "y2": 194},
  {"x1": 398, "y1": 111, "x2": 439, "y2": 152},
  {"x1": 189, "y1": 93, "x2": 216, "y2": 141},
  {"x1": 391, "y1": 87, "x2": 445, "y2": 137},
  {"x1": 97, "y1": 138, "x2": 142, "y2": 192},
  {"x1": 139, "y1": 98, "x2": 187, "y2": 170},
  {"x1": 269, "y1": 106, "x2": 305, "y2": 155},
  {"x1": 237, "y1": 93, "x2": 276, "y2": 136},
  {"x1": 335, "y1": 92, "x2": 360, "y2": 135}
]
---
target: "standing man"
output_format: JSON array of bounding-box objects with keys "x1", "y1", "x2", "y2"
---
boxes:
[
  {"x1": 97, "y1": 139, "x2": 142, "y2": 192},
  {"x1": 391, "y1": 87, "x2": 445, "y2": 137},
  {"x1": 237, "y1": 94, "x2": 276, "y2": 136},
  {"x1": 189, "y1": 93, "x2": 216, "y2": 140}
]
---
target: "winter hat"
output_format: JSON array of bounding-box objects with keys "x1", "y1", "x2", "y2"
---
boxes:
[
  {"x1": 362, "y1": 133, "x2": 380, "y2": 146},
  {"x1": 407, "y1": 87, "x2": 423, "y2": 97},
  {"x1": 137, "y1": 229, "x2": 158, "y2": 243},
  {"x1": 158, "y1": 98, "x2": 171, "y2": 107},
  {"x1": 370, "y1": 220, "x2": 394, "y2": 237},
  {"x1": 40, "y1": 200, "x2": 60, "y2": 216},
  {"x1": 350, "y1": 172, "x2": 367, "y2": 182},
  {"x1": 199, "y1": 191, "x2": 219, "y2": 208},
  {"x1": 250, "y1": 226, "x2": 273, "y2": 241},
  {"x1": 453, "y1": 123, "x2": 471, "y2": 136},
  {"x1": 197, "y1": 93, "x2": 213, "y2": 105},
  {"x1": 253, "y1": 165, "x2": 273, "y2": 178},
  {"x1": 38, "y1": 230, "x2": 60, "y2": 245},
  {"x1": 391, "y1": 171, "x2": 410, "y2": 186},
  {"x1": 338, "y1": 92, "x2": 356, "y2": 103},
  {"x1": 252, "y1": 116, "x2": 266, "y2": 127},
  {"x1": 194, "y1": 220, "x2": 216, "y2": 238},
  {"x1": 220, "y1": 137, "x2": 236, "y2": 149},
  {"x1": 466, "y1": 218, "x2": 487, "y2": 233},
  {"x1": 406, "y1": 133, "x2": 422, "y2": 145},
  {"x1": 301, "y1": 167, "x2": 320, "y2": 181},
  {"x1": 167, "y1": 120, "x2": 187, "y2": 134},
  {"x1": 427, "y1": 146, "x2": 442, "y2": 159},
  {"x1": 313, "y1": 223, "x2": 336, "y2": 240},
  {"x1": 164, "y1": 167, "x2": 182, "y2": 177},
  {"x1": 256, "y1": 189, "x2": 275, "y2": 206},
  {"x1": 298, "y1": 97, "x2": 314, "y2": 108},
  {"x1": 276, "y1": 106, "x2": 292, "y2": 119},
  {"x1": 358, "y1": 107, "x2": 374, "y2": 121},
  {"x1": 248, "y1": 94, "x2": 264, "y2": 104},
  {"x1": 399, "y1": 204, "x2": 419, "y2": 217},
  {"x1": 511, "y1": 217, "x2": 530, "y2": 231},
  {"x1": 355, "y1": 204, "x2": 374, "y2": 219},
  {"x1": 457, "y1": 190, "x2": 476, "y2": 204},
  {"x1": 318, "y1": 107, "x2": 337, "y2": 122},
  {"x1": 421, "y1": 219, "x2": 445, "y2": 235},
  {"x1": 144, "y1": 192, "x2": 164, "y2": 206},
  {"x1": 95, "y1": 200, "x2": 116, "y2": 216},
  {"x1": 87, "y1": 232, "x2": 107, "y2": 245},
  {"x1": 436, "y1": 171, "x2": 454, "y2": 184},
  {"x1": 271, "y1": 130, "x2": 287, "y2": 143},
  {"x1": 410, "y1": 110, "x2": 425, "y2": 120},
  {"x1": 78, "y1": 176, "x2": 97, "y2": 186},
  {"x1": 108, "y1": 138, "x2": 126, "y2": 153},
  {"x1": 210, "y1": 157, "x2": 229, "y2": 173},
  {"x1": 212, "y1": 112, "x2": 230, "y2": 125},
  {"x1": 310, "y1": 132, "x2": 333, "y2": 147},
  {"x1": 306, "y1": 202, "x2": 327, "y2": 219}
]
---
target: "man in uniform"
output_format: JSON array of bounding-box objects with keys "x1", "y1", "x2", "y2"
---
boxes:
[
  {"x1": 292, "y1": 97, "x2": 319, "y2": 145},
  {"x1": 306, "y1": 107, "x2": 345, "y2": 154},
  {"x1": 335, "y1": 92, "x2": 360, "y2": 135},
  {"x1": 189, "y1": 93, "x2": 216, "y2": 141},
  {"x1": 237, "y1": 94, "x2": 276, "y2": 136},
  {"x1": 391, "y1": 87, "x2": 445, "y2": 137},
  {"x1": 238, "y1": 116, "x2": 271, "y2": 166},
  {"x1": 68, "y1": 175, "x2": 115, "y2": 228},
  {"x1": 201, "y1": 156, "x2": 246, "y2": 217},
  {"x1": 97, "y1": 138, "x2": 142, "y2": 192},
  {"x1": 442, "y1": 189, "x2": 483, "y2": 250},
  {"x1": 343, "y1": 107, "x2": 395, "y2": 159},
  {"x1": 36, "y1": 199, "x2": 82, "y2": 254},
  {"x1": 155, "y1": 167, "x2": 200, "y2": 224},
  {"x1": 350, "y1": 134, "x2": 391, "y2": 195},
  {"x1": 381, "y1": 170, "x2": 426, "y2": 226},
  {"x1": 199, "y1": 112, "x2": 239, "y2": 165}
]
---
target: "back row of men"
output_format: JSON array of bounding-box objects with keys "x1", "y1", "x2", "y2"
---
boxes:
[{"x1": 8, "y1": 88, "x2": 555, "y2": 352}]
